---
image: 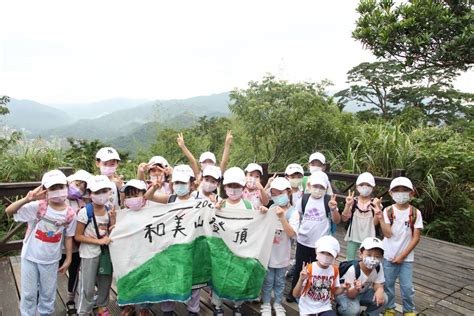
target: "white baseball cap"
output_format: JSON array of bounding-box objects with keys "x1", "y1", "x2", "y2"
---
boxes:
[
  {"x1": 309, "y1": 152, "x2": 326, "y2": 164},
  {"x1": 148, "y1": 156, "x2": 169, "y2": 167},
  {"x1": 96, "y1": 147, "x2": 121, "y2": 161},
  {"x1": 360, "y1": 237, "x2": 384, "y2": 253},
  {"x1": 42, "y1": 170, "x2": 67, "y2": 189},
  {"x1": 390, "y1": 177, "x2": 414, "y2": 191},
  {"x1": 199, "y1": 151, "x2": 216, "y2": 164},
  {"x1": 245, "y1": 163, "x2": 263, "y2": 175},
  {"x1": 87, "y1": 175, "x2": 114, "y2": 192},
  {"x1": 67, "y1": 170, "x2": 92, "y2": 183},
  {"x1": 315, "y1": 235, "x2": 340, "y2": 258},
  {"x1": 121, "y1": 179, "x2": 147, "y2": 192},
  {"x1": 309, "y1": 171, "x2": 328, "y2": 189},
  {"x1": 202, "y1": 165, "x2": 222, "y2": 180},
  {"x1": 223, "y1": 167, "x2": 246, "y2": 186},
  {"x1": 270, "y1": 177, "x2": 291, "y2": 191},
  {"x1": 285, "y1": 163, "x2": 304, "y2": 176},
  {"x1": 172, "y1": 164, "x2": 194, "y2": 183},
  {"x1": 356, "y1": 172, "x2": 375, "y2": 187}
]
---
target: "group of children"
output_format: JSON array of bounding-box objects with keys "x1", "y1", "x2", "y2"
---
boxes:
[{"x1": 5, "y1": 131, "x2": 423, "y2": 316}]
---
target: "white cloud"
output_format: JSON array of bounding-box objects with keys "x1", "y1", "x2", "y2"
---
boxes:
[{"x1": 0, "y1": 0, "x2": 471, "y2": 103}]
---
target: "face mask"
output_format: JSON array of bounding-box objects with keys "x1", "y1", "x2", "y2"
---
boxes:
[
  {"x1": 309, "y1": 166, "x2": 323, "y2": 174},
  {"x1": 201, "y1": 162, "x2": 214, "y2": 170},
  {"x1": 91, "y1": 192, "x2": 110, "y2": 205},
  {"x1": 246, "y1": 177, "x2": 257, "y2": 189},
  {"x1": 124, "y1": 196, "x2": 145, "y2": 211},
  {"x1": 289, "y1": 178, "x2": 302, "y2": 188},
  {"x1": 357, "y1": 185, "x2": 373, "y2": 197},
  {"x1": 174, "y1": 183, "x2": 190, "y2": 196},
  {"x1": 67, "y1": 185, "x2": 83, "y2": 200},
  {"x1": 226, "y1": 187, "x2": 243, "y2": 201},
  {"x1": 272, "y1": 193, "x2": 289, "y2": 207},
  {"x1": 392, "y1": 192, "x2": 411, "y2": 204},
  {"x1": 316, "y1": 252, "x2": 335, "y2": 266},
  {"x1": 310, "y1": 188, "x2": 325, "y2": 199},
  {"x1": 202, "y1": 181, "x2": 218, "y2": 193},
  {"x1": 48, "y1": 188, "x2": 68, "y2": 204},
  {"x1": 363, "y1": 256, "x2": 381, "y2": 269},
  {"x1": 100, "y1": 166, "x2": 117, "y2": 176}
]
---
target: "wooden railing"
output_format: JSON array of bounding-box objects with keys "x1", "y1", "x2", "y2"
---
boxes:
[{"x1": 0, "y1": 166, "x2": 404, "y2": 254}]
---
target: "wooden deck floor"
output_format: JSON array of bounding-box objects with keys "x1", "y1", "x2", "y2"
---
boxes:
[{"x1": 1, "y1": 230, "x2": 473, "y2": 315}]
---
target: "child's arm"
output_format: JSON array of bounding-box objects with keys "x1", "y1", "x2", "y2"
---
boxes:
[
  {"x1": 59, "y1": 236, "x2": 73, "y2": 273},
  {"x1": 177, "y1": 133, "x2": 200, "y2": 178},
  {"x1": 137, "y1": 162, "x2": 149, "y2": 181},
  {"x1": 74, "y1": 222, "x2": 110, "y2": 245},
  {"x1": 373, "y1": 283, "x2": 386, "y2": 306},
  {"x1": 341, "y1": 190, "x2": 355, "y2": 222},
  {"x1": 345, "y1": 279, "x2": 362, "y2": 298},
  {"x1": 328, "y1": 194, "x2": 341, "y2": 224},
  {"x1": 375, "y1": 204, "x2": 392, "y2": 238},
  {"x1": 220, "y1": 130, "x2": 232, "y2": 173},
  {"x1": 256, "y1": 181, "x2": 270, "y2": 206},
  {"x1": 392, "y1": 228, "x2": 421, "y2": 264},
  {"x1": 144, "y1": 184, "x2": 170, "y2": 204},
  {"x1": 292, "y1": 262, "x2": 309, "y2": 298},
  {"x1": 5, "y1": 186, "x2": 46, "y2": 216},
  {"x1": 275, "y1": 207, "x2": 296, "y2": 238}
]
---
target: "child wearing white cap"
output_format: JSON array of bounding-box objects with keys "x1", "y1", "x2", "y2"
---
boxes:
[
  {"x1": 95, "y1": 146, "x2": 123, "y2": 209},
  {"x1": 6, "y1": 170, "x2": 77, "y2": 316},
  {"x1": 243, "y1": 163, "x2": 270, "y2": 209},
  {"x1": 341, "y1": 172, "x2": 381, "y2": 261},
  {"x1": 200, "y1": 165, "x2": 222, "y2": 203},
  {"x1": 285, "y1": 163, "x2": 305, "y2": 204},
  {"x1": 375, "y1": 177, "x2": 422, "y2": 316},
  {"x1": 176, "y1": 130, "x2": 233, "y2": 181},
  {"x1": 75, "y1": 175, "x2": 116, "y2": 316},
  {"x1": 288, "y1": 171, "x2": 341, "y2": 303},
  {"x1": 304, "y1": 152, "x2": 333, "y2": 195},
  {"x1": 137, "y1": 156, "x2": 173, "y2": 195},
  {"x1": 336, "y1": 237, "x2": 387, "y2": 316},
  {"x1": 293, "y1": 235, "x2": 347, "y2": 316},
  {"x1": 260, "y1": 177, "x2": 299, "y2": 316}
]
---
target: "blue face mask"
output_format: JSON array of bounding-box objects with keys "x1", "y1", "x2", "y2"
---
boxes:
[
  {"x1": 174, "y1": 183, "x2": 190, "y2": 196},
  {"x1": 272, "y1": 193, "x2": 289, "y2": 206}
]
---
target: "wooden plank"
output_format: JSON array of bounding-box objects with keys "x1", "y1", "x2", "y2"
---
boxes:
[
  {"x1": 437, "y1": 299, "x2": 474, "y2": 315},
  {"x1": 0, "y1": 258, "x2": 20, "y2": 316},
  {"x1": 444, "y1": 295, "x2": 474, "y2": 312}
]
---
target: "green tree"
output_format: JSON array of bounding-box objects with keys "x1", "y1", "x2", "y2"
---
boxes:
[{"x1": 0, "y1": 95, "x2": 10, "y2": 115}]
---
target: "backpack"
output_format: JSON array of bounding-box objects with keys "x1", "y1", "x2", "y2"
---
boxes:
[
  {"x1": 221, "y1": 199, "x2": 253, "y2": 210},
  {"x1": 25, "y1": 199, "x2": 76, "y2": 239},
  {"x1": 85, "y1": 203, "x2": 110, "y2": 225},
  {"x1": 302, "y1": 262, "x2": 339, "y2": 301},
  {"x1": 345, "y1": 198, "x2": 375, "y2": 236},
  {"x1": 301, "y1": 193, "x2": 337, "y2": 235},
  {"x1": 385, "y1": 205, "x2": 418, "y2": 235},
  {"x1": 339, "y1": 259, "x2": 380, "y2": 284}
]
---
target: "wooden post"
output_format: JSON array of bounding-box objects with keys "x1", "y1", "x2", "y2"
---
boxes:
[
  {"x1": 391, "y1": 169, "x2": 406, "y2": 179},
  {"x1": 261, "y1": 163, "x2": 269, "y2": 187},
  {"x1": 59, "y1": 167, "x2": 74, "y2": 177}
]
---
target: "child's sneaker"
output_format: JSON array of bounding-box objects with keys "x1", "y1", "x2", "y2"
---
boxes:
[
  {"x1": 404, "y1": 313, "x2": 416, "y2": 316},
  {"x1": 233, "y1": 306, "x2": 242, "y2": 316},
  {"x1": 260, "y1": 303, "x2": 272, "y2": 316},
  {"x1": 66, "y1": 300, "x2": 77, "y2": 315},
  {"x1": 273, "y1": 303, "x2": 286, "y2": 316},
  {"x1": 97, "y1": 306, "x2": 111, "y2": 316},
  {"x1": 384, "y1": 309, "x2": 396, "y2": 316},
  {"x1": 213, "y1": 307, "x2": 224, "y2": 316}
]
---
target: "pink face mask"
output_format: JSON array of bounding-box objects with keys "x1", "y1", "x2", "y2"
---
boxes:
[
  {"x1": 316, "y1": 252, "x2": 335, "y2": 267},
  {"x1": 100, "y1": 166, "x2": 117, "y2": 176},
  {"x1": 47, "y1": 188, "x2": 68, "y2": 204},
  {"x1": 124, "y1": 197, "x2": 146, "y2": 211},
  {"x1": 226, "y1": 187, "x2": 243, "y2": 201},
  {"x1": 202, "y1": 181, "x2": 218, "y2": 193},
  {"x1": 91, "y1": 192, "x2": 110, "y2": 205},
  {"x1": 246, "y1": 177, "x2": 257, "y2": 189}
]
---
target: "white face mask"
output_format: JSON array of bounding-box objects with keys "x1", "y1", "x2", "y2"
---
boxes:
[
  {"x1": 392, "y1": 192, "x2": 411, "y2": 204},
  {"x1": 289, "y1": 178, "x2": 303, "y2": 188},
  {"x1": 91, "y1": 192, "x2": 110, "y2": 205},
  {"x1": 363, "y1": 256, "x2": 381, "y2": 269},
  {"x1": 202, "y1": 180, "x2": 218, "y2": 193},
  {"x1": 246, "y1": 176, "x2": 257, "y2": 189},
  {"x1": 226, "y1": 187, "x2": 243, "y2": 201},
  {"x1": 316, "y1": 252, "x2": 334, "y2": 266},
  {"x1": 309, "y1": 166, "x2": 323, "y2": 174},
  {"x1": 310, "y1": 187, "x2": 325, "y2": 199},
  {"x1": 357, "y1": 185, "x2": 373, "y2": 197}
]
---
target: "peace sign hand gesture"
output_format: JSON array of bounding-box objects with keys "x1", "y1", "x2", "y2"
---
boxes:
[
  {"x1": 177, "y1": 133, "x2": 185, "y2": 148},
  {"x1": 328, "y1": 194, "x2": 338, "y2": 210},
  {"x1": 26, "y1": 186, "x2": 47, "y2": 202},
  {"x1": 345, "y1": 190, "x2": 355, "y2": 206},
  {"x1": 300, "y1": 262, "x2": 310, "y2": 281}
]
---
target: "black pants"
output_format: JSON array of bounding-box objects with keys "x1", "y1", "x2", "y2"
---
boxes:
[
  {"x1": 290, "y1": 242, "x2": 317, "y2": 295},
  {"x1": 59, "y1": 252, "x2": 81, "y2": 294}
]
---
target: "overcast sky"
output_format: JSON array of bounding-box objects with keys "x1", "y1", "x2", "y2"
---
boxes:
[{"x1": 1, "y1": 0, "x2": 472, "y2": 104}]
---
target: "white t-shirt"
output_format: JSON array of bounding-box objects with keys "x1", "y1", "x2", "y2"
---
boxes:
[
  {"x1": 268, "y1": 205, "x2": 300, "y2": 268},
  {"x1": 242, "y1": 189, "x2": 263, "y2": 209},
  {"x1": 14, "y1": 201, "x2": 77, "y2": 264},
  {"x1": 109, "y1": 181, "x2": 120, "y2": 209},
  {"x1": 341, "y1": 264, "x2": 385, "y2": 294},
  {"x1": 382, "y1": 205, "x2": 423, "y2": 262},
  {"x1": 344, "y1": 200, "x2": 376, "y2": 243},
  {"x1": 77, "y1": 207, "x2": 110, "y2": 259},
  {"x1": 296, "y1": 196, "x2": 330, "y2": 248},
  {"x1": 225, "y1": 199, "x2": 254, "y2": 210},
  {"x1": 298, "y1": 262, "x2": 340, "y2": 315}
]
